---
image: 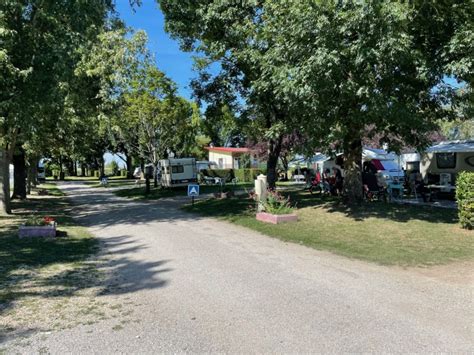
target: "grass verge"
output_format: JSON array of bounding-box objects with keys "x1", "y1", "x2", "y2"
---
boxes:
[
  {"x1": 183, "y1": 190, "x2": 473, "y2": 266},
  {"x1": 114, "y1": 182, "x2": 254, "y2": 200},
  {"x1": 0, "y1": 184, "x2": 107, "y2": 343}
]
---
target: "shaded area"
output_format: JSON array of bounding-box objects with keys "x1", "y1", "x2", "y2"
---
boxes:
[
  {"x1": 0, "y1": 185, "x2": 171, "y2": 341},
  {"x1": 114, "y1": 183, "x2": 254, "y2": 200}
]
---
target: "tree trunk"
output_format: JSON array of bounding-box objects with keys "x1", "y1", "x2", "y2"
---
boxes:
[
  {"x1": 81, "y1": 163, "x2": 86, "y2": 177},
  {"x1": 266, "y1": 135, "x2": 283, "y2": 189},
  {"x1": 0, "y1": 149, "x2": 12, "y2": 214},
  {"x1": 27, "y1": 165, "x2": 32, "y2": 195},
  {"x1": 59, "y1": 155, "x2": 64, "y2": 180},
  {"x1": 100, "y1": 155, "x2": 105, "y2": 177},
  {"x1": 126, "y1": 154, "x2": 133, "y2": 179},
  {"x1": 343, "y1": 136, "x2": 364, "y2": 204},
  {"x1": 12, "y1": 145, "x2": 27, "y2": 200}
]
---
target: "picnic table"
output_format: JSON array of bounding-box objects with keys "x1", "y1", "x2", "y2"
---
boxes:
[{"x1": 293, "y1": 174, "x2": 305, "y2": 184}]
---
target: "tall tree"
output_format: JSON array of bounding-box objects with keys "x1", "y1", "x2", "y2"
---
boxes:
[
  {"x1": 0, "y1": 0, "x2": 116, "y2": 212},
  {"x1": 258, "y1": 1, "x2": 472, "y2": 202},
  {"x1": 159, "y1": 0, "x2": 300, "y2": 188}
]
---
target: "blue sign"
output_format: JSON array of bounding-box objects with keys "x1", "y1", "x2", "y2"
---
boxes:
[{"x1": 187, "y1": 184, "x2": 200, "y2": 197}]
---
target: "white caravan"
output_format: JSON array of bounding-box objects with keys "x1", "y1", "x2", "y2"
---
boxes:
[
  {"x1": 420, "y1": 139, "x2": 474, "y2": 187},
  {"x1": 159, "y1": 158, "x2": 197, "y2": 187},
  {"x1": 309, "y1": 147, "x2": 404, "y2": 182}
]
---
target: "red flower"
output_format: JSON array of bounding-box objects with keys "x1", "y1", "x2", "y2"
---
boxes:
[{"x1": 44, "y1": 216, "x2": 55, "y2": 224}]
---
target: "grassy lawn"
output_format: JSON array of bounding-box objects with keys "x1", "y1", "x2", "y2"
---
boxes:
[
  {"x1": 0, "y1": 184, "x2": 107, "y2": 342},
  {"x1": 183, "y1": 190, "x2": 473, "y2": 266},
  {"x1": 114, "y1": 182, "x2": 254, "y2": 200}
]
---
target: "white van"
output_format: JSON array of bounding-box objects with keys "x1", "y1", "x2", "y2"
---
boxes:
[{"x1": 159, "y1": 158, "x2": 197, "y2": 187}]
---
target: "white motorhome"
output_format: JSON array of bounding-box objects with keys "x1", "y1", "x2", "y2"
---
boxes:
[
  {"x1": 159, "y1": 158, "x2": 197, "y2": 188},
  {"x1": 310, "y1": 147, "x2": 404, "y2": 182},
  {"x1": 420, "y1": 139, "x2": 474, "y2": 187}
]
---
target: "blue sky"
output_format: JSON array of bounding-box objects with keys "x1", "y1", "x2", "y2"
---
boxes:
[
  {"x1": 106, "y1": 1, "x2": 197, "y2": 167},
  {"x1": 115, "y1": 0, "x2": 196, "y2": 99}
]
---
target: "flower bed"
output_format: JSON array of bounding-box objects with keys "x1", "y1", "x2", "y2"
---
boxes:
[
  {"x1": 254, "y1": 190, "x2": 297, "y2": 224},
  {"x1": 19, "y1": 216, "x2": 57, "y2": 238},
  {"x1": 256, "y1": 212, "x2": 298, "y2": 224}
]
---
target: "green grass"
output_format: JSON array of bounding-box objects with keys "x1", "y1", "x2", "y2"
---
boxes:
[
  {"x1": 183, "y1": 190, "x2": 474, "y2": 266},
  {"x1": 0, "y1": 183, "x2": 99, "y2": 308},
  {"x1": 114, "y1": 182, "x2": 254, "y2": 200}
]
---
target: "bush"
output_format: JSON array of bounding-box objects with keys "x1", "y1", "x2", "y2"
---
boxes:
[
  {"x1": 107, "y1": 161, "x2": 120, "y2": 176},
  {"x1": 262, "y1": 190, "x2": 294, "y2": 215},
  {"x1": 201, "y1": 169, "x2": 234, "y2": 182},
  {"x1": 120, "y1": 169, "x2": 128, "y2": 177},
  {"x1": 234, "y1": 168, "x2": 266, "y2": 182},
  {"x1": 456, "y1": 171, "x2": 474, "y2": 229}
]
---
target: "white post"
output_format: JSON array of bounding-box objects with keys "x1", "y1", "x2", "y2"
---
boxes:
[{"x1": 255, "y1": 174, "x2": 267, "y2": 212}]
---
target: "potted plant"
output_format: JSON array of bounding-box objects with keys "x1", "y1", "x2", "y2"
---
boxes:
[
  {"x1": 256, "y1": 190, "x2": 298, "y2": 224},
  {"x1": 19, "y1": 216, "x2": 57, "y2": 238}
]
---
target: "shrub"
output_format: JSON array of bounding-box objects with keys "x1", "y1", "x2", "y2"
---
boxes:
[
  {"x1": 262, "y1": 190, "x2": 294, "y2": 215},
  {"x1": 234, "y1": 168, "x2": 266, "y2": 182},
  {"x1": 201, "y1": 169, "x2": 234, "y2": 182},
  {"x1": 456, "y1": 171, "x2": 474, "y2": 229},
  {"x1": 120, "y1": 169, "x2": 128, "y2": 177}
]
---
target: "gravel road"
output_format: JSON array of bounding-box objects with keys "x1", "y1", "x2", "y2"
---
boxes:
[{"x1": 3, "y1": 182, "x2": 473, "y2": 354}]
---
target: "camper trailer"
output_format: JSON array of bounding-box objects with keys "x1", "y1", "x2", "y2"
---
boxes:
[
  {"x1": 159, "y1": 158, "x2": 197, "y2": 188},
  {"x1": 310, "y1": 147, "x2": 404, "y2": 183},
  {"x1": 420, "y1": 139, "x2": 474, "y2": 188}
]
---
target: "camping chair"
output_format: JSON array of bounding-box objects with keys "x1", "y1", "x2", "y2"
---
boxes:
[
  {"x1": 363, "y1": 173, "x2": 386, "y2": 201},
  {"x1": 309, "y1": 171, "x2": 323, "y2": 195}
]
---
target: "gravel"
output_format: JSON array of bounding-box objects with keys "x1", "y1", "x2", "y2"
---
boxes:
[{"x1": 2, "y1": 182, "x2": 472, "y2": 354}]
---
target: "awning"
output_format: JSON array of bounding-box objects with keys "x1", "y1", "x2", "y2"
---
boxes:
[{"x1": 426, "y1": 140, "x2": 474, "y2": 153}]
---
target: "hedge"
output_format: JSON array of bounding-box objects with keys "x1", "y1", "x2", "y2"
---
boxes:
[
  {"x1": 456, "y1": 171, "x2": 474, "y2": 230},
  {"x1": 201, "y1": 169, "x2": 234, "y2": 182},
  {"x1": 234, "y1": 168, "x2": 267, "y2": 182}
]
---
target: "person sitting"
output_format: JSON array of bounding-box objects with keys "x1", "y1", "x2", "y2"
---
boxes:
[
  {"x1": 322, "y1": 168, "x2": 331, "y2": 194},
  {"x1": 309, "y1": 170, "x2": 322, "y2": 194},
  {"x1": 332, "y1": 167, "x2": 343, "y2": 196}
]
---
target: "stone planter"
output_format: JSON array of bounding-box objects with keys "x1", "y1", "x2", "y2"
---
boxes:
[
  {"x1": 19, "y1": 224, "x2": 56, "y2": 238},
  {"x1": 256, "y1": 212, "x2": 298, "y2": 224}
]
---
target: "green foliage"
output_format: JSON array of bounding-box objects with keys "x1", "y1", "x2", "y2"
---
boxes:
[
  {"x1": 234, "y1": 169, "x2": 266, "y2": 182},
  {"x1": 261, "y1": 190, "x2": 294, "y2": 215},
  {"x1": 120, "y1": 169, "x2": 128, "y2": 177},
  {"x1": 201, "y1": 169, "x2": 234, "y2": 182},
  {"x1": 159, "y1": 0, "x2": 473, "y2": 198},
  {"x1": 107, "y1": 161, "x2": 120, "y2": 176},
  {"x1": 456, "y1": 172, "x2": 474, "y2": 229}
]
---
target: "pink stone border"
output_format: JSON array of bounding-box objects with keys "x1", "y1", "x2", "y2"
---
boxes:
[
  {"x1": 256, "y1": 212, "x2": 298, "y2": 224},
  {"x1": 19, "y1": 225, "x2": 56, "y2": 238}
]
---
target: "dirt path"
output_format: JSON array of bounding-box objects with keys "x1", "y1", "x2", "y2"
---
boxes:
[{"x1": 2, "y1": 182, "x2": 473, "y2": 353}]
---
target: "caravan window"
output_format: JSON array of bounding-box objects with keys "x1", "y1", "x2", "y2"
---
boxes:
[
  {"x1": 171, "y1": 165, "x2": 184, "y2": 174},
  {"x1": 436, "y1": 153, "x2": 456, "y2": 169}
]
